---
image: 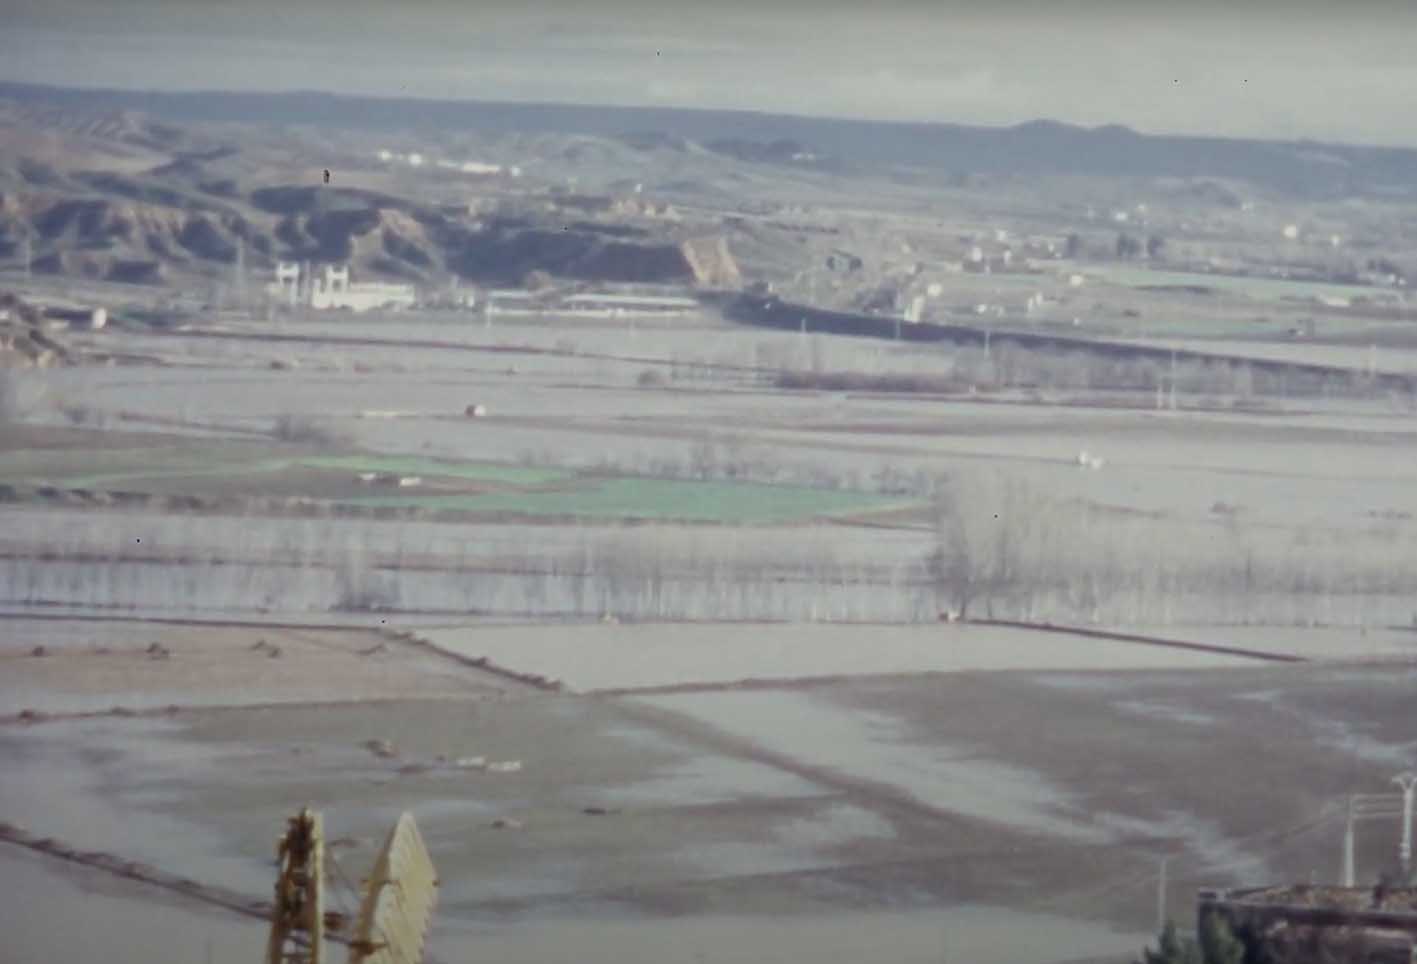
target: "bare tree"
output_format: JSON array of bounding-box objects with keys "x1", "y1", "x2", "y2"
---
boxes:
[
  {"x1": 0, "y1": 368, "x2": 17, "y2": 424},
  {"x1": 928, "y1": 474, "x2": 991, "y2": 619},
  {"x1": 929, "y1": 474, "x2": 1057, "y2": 621}
]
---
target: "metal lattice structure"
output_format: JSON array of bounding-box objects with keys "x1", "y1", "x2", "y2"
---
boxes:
[{"x1": 266, "y1": 808, "x2": 326, "y2": 964}]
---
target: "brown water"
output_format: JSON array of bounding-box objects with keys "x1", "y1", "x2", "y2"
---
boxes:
[
  {"x1": 0, "y1": 847, "x2": 1146, "y2": 964},
  {"x1": 0, "y1": 849, "x2": 263, "y2": 964}
]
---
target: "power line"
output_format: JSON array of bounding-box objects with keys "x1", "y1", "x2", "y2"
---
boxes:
[{"x1": 1039, "y1": 807, "x2": 1342, "y2": 916}]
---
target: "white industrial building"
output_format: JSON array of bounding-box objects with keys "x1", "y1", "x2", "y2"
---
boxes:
[
  {"x1": 484, "y1": 289, "x2": 700, "y2": 318},
  {"x1": 267, "y1": 263, "x2": 417, "y2": 313},
  {"x1": 559, "y1": 292, "x2": 699, "y2": 317}
]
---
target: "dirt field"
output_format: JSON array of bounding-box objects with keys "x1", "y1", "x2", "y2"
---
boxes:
[
  {"x1": 2, "y1": 616, "x2": 1414, "y2": 964},
  {"x1": 0, "y1": 619, "x2": 512, "y2": 715}
]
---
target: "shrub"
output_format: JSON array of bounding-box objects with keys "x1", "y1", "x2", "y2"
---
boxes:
[
  {"x1": 1136, "y1": 921, "x2": 1200, "y2": 964},
  {"x1": 59, "y1": 402, "x2": 106, "y2": 428},
  {"x1": 271, "y1": 414, "x2": 351, "y2": 447},
  {"x1": 333, "y1": 561, "x2": 400, "y2": 612}
]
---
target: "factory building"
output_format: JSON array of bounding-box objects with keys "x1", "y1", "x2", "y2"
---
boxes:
[{"x1": 267, "y1": 263, "x2": 417, "y2": 313}]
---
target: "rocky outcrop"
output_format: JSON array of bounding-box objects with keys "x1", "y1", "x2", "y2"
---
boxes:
[
  {"x1": 3, "y1": 182, "x2": 724, "y2": 287},
  {"x1": 442, "y1": 218, "x2": 699, "y2": 285},
  {"x1": 0, "y1": 291, "x2": 72, "y2": 367},
  {"x1": 680, "y1": 236, "x2": 740, "y2": 287}
]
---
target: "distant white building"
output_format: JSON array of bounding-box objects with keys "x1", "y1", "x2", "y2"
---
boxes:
[
  {"x1": 271, "y1": 261, "x2": 302, "y2": 307},
  {"x1": 484, "y1": 289, "x2": 543, "y2": 316},
  {"x1": 267, "y1": 263, "x2": 416, "y2": 313},
  {"x1": 310, "y1": 265, "x2": 416, "y2": 312},
  {"x1": 561, "y1": 292, "x2": 699, "y2": 316}
]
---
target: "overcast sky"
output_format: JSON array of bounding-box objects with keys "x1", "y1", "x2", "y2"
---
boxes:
[{"x1": 3, "y1": 0, "x2": 1415, "y2": 146}]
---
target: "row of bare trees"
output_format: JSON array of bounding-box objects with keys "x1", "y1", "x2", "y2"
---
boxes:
[
  {"x1": 925, "y1": 471, "x2": 1417, "y2": 627},
  {"x1": 2, "y1": 480, "x2": 1415, "y2": 625}
]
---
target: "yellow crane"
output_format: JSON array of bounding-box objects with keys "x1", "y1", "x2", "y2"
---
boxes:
[{"x1": 266, "y1": 808, "x2": 438, "y2": 964}]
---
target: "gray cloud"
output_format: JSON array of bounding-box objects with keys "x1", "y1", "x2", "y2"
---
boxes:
[{"x1": 3, "y1": 0, "x2": 1415, "y2": 146}]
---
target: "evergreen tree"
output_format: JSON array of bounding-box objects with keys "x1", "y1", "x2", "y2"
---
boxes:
[
  {"x1": 1137, "y1": 921, "x2": 1201, "y2": 964},
  {"x1": 1197, "y1": 913, "x2": 1245, "y2": 964}
]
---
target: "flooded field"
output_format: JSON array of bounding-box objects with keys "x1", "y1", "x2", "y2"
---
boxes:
[
  {"x1": 3, "y1": 627, "x2": 1414, "y2": 964},
  {"x1": 422, "y1": 622, "x2": 1258, "y2": 692},
  {"x1": 0, "y1": 847, "x2": 1146, "y2": 964},
  {"x1": 10, "y1": 17, "x2": 1417, "y2": 962},
  {"x1": 5, "y1": 306, "x2": 1417, "y2": 964},
  {"x1": 0, "y1": 850, "x2": 262, "y2": 964}
]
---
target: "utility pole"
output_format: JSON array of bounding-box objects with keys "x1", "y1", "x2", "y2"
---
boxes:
[
  {"x1": 1343, "y1": 796, "x2": 1356, "y2": 887},
  {"x1": 1157, "y1": 855, "x2": 1170, "y2": 931},
  {"x1": 1343, "y1": 791, "x2": 1406, "y2": 886},
  {"x1": 1169, "y1": 348, "x2": 1178, "y2": 411},
  {"x1": 1393, "y1": 772, "x2": 1417, "y2": 878},
  {"x1": 233, "y1": 236, "x2": 246, "y2": 312}
]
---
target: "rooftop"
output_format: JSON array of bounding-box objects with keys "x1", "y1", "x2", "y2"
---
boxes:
[{"x1": 1204, "y1": 885, "x2": 1417, "y2": 917}]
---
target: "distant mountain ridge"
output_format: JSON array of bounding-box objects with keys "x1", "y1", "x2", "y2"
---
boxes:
[{"x1": 2, "y1": 81, "x2": 1417, "y2": 199}]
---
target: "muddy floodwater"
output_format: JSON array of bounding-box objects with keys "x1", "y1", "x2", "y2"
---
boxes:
[
  {"x1": 6, "y1": 269, "x2": 1417, "y2": 964},
  {"x1": 428, "y1": 909, "x2": 1149, "y2": 964},
  {"x1": 0, "y1": 848, "x2": 1146, "y2": 964},
  {"x1": 0, "y1": 850, "x2": 262, "y2": 964}
]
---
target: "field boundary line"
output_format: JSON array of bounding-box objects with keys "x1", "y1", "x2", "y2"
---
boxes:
[
  {"x1": 0, "y1": 694, "x2": 490, "y2": 728},
  {"x1": 0, "y1": 820, "x2": 272, "y2": 923},
  {"x1": 971, "y1": 619, "x2": 1308, "y2": 663},
  {"x1": 0, "y1": 609, "x2": 381, "y2": 631},
  {"x1": 380, "y1": 627, "x2": 568, "y2": 692}
]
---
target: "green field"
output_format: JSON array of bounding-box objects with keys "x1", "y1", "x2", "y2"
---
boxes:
[
  {"x1": 349, "y1": 476, "x2": 910, "y2": 523},
  {"x1": 1, "y1": 442, "x2": 908, "y2": 523}
]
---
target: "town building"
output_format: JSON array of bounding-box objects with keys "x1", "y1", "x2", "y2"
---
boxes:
[
  {"x1": 267, "y1": 263, "x2": 417, "y2": 313},
  {"x1": 1199, "y1": 885, "x2": 1417, "y2": 964}
]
